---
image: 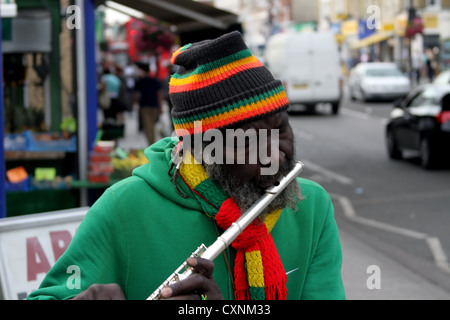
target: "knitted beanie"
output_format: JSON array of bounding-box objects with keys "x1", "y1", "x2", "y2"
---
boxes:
[{"x1": 169, "y1": 31, "x2": 289, "y2": 137}]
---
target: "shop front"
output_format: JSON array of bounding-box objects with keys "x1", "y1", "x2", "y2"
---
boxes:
[
  {"x1": 1, "y1": 0, "x2": 240, "y2": 220},
  {"x1": 1, "y1": 0, "x2": 98, "y2": 218}
]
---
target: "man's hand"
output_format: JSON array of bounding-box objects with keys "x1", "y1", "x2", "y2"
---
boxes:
[
  {"x1": 159, "y1": 258, "x2": 224, "y2": 300},
  {"x1": 72, "y1": 284, "x2": 125, "y2": 300}
]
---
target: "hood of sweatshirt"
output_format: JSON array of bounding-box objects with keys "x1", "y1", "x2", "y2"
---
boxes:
[{"x1": 132, "y1": 137, "x2": 203, "y2": 212}]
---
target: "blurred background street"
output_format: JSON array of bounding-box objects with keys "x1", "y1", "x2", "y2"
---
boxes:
[
  {"x1": 1, "y1": 0, "x2": 450, "y2": 300},
  {"x1": 290, "y1": 88, "x2": 450, "y2": 299}
]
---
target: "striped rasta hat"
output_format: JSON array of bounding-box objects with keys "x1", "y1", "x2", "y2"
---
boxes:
[{"x1": 169, "y1": 31, "x2": 290, "y2": 137}]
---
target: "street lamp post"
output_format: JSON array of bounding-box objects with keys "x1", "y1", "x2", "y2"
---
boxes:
[
  {"x1": 0, "y1": 17, "x2": 6, "y2": 219},
  {"x1": 408, "y1": 0, "x2": 416, "y2": 81}
]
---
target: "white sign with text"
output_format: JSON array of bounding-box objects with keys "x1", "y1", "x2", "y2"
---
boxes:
[{"x1": 0, "y1": 208, "x2": 88, "y2": 300}]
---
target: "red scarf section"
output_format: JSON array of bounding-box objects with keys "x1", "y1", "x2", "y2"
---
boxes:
[{"x1": 215, "y1": 198, "x2": 288, "y2": 300}]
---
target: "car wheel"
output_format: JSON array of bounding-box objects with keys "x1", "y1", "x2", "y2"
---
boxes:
[
  {"x1": 350, "y1": 87, "x2": 356, "y2": 101},
  {"x1": 359, "y1": 87, "x2": 368, "y2": 102},
  {"x1": 305, "y1": 104, "x2": 316, "y2": 113},
  {"x1": 331, "y1": 101, "x2": 340, "y2": 115},
  {"x1": 361, "y1": 92, "x2": 368, "y2": 103},
  {"x1": 419, "y1": 137, "x2": 437, "y2": 169},
  {"x1": 387, "y1": 129, "x2": 402, "y2": 160}
]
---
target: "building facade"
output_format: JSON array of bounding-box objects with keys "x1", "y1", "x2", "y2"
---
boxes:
[
  {"x1": 207, "y1": 0, "x2": 450, "y2": 72},
  {"x1": 318, "y1": 0, "x2": 450, "y2": 72}
]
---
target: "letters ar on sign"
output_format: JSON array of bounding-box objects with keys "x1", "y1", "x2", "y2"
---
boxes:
[{"x1": 0, "y1": 208, "x2": 88, "y2": 300}]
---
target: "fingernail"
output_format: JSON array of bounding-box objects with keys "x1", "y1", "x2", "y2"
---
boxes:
[
  {"x1": 160, "y1": 287, "x2": 172, "y2": 298},
  {"x1": 187, "y1": 257, "x2": 197, "y2": 266}
]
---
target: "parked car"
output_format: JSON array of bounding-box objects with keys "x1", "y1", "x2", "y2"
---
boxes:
[
  {"x1": 440, "y1": 39, "x2": 450, "y2": 72},
  {"x1": 385, "y1": 84, "x2": 450, "y2": 169},
  {"x1": 349, "y1": 62, "x2": 411, "y2": 102},
  {"x1": 434, "y1": 69, "x2": 450, "y2": 85},
  {"x1": 265, "y1": 32, "x2": 343, "y2": 114}
]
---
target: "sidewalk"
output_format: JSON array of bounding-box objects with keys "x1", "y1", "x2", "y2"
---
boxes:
[
  {"x1": 339, "y1": 229, "x2": 449, "y2": 300},
  {"x1": 116, "y1": 111, "x2": 150, "y2": 151},
  {"x1": 115, "y1": 103, "x2": 172, "y2": 151}
]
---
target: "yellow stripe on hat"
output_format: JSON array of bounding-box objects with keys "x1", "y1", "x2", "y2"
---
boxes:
[
  {"x1": 173, "y1": 91, "x2": 288, "y2": 134},
  {"x1": 170, "y1": 55, "x2": 259, "y2": 87}
]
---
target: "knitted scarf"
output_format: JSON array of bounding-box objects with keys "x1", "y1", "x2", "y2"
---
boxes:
[{"x1": 178, "y1": 153, "x2": 288, "y2": 300}]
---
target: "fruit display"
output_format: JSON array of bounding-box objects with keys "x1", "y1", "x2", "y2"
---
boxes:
[
  {"x1": 112, "y1": 149, "x2": 149, "y2": 179},
  {"x1": 4, "y1": 130, "x2": 76, "y2": 152}
]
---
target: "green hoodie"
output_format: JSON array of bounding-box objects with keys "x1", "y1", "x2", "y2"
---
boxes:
[{"x1": 28, "y1": 137, "x2": 345, "y2": 300}]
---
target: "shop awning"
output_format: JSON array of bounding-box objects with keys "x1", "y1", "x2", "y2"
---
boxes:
[
  {"x1": 351, "y1": 31, "x2": 394, "y2": 50},
  {"x1": 104, "y1": 0, "x2": 239, "y2": 33},
  {"x1": 0, "y1": 1, "x2": 18, "y2": 18}
]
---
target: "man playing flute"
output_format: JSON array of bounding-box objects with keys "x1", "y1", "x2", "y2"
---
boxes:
[{"x1": 28, "y1": 31, "x2": 345, "y2": 301}]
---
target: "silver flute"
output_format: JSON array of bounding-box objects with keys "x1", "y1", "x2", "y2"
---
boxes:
[{"x1": 147, "y1": 161, "x2": 304, "y2": 300}]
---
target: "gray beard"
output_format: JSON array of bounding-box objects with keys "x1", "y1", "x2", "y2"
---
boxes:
[{"x1": 203, "y1": 160, "x2": 303, "y2": 219}]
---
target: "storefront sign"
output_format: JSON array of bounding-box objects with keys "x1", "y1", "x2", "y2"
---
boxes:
[
  {"x1": 341, "y1": 20, "x2": 358, "y2": 36},
  {"x1": 423, "y1": 13, "x2": 439, "y2": 30},
  {"x1": 396, "y1": 15, "x2": 408, "y2": 37},
  {"x1": 383, "y1": 23, "x2": 395, "y2": 32},
  {"x1": 0, "y1": 208, "x2": 88, "y2": 300},
  {"x1": 359, "y1": 19, "x2": 376, "y2": 39}
]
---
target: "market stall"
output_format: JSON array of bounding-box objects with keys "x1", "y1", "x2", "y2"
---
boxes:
[
  {"x1": 1, "y1": 0, "x2": 98, "y2": 218},
  {"x1": 1, "y1": 0, "x2": 239, "y2": 219}
]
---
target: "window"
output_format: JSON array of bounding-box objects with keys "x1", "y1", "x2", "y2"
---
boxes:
[
  {"x1": 426, "y1": 0, "x2": 442, "y2": 8},
  {"x1": 408, "y1": 87, "x2": 440, "y2": 108},
  {"x1": 365, "y1": 68, "x2": 403, "y2": 77}
]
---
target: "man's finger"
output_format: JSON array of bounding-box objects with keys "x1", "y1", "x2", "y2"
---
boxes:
[
  {"x1": 187, "y1": 257, "x2": 215, "y2": 278},
  {"x1": 164, "y1": 273, "x2": 207, "y2": 298}
]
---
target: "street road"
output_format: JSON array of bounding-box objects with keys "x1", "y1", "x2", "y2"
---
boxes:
[{"x1": 288, "y1": 94, "x2": 450, "y2": 298}]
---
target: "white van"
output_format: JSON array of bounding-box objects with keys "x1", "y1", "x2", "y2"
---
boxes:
[{"x1": 265, "y1": 32, "x2": 343, "y2": 114}]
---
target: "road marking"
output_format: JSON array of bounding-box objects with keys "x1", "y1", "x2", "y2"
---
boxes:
[
  {"x1": 341, "y1": 108, "x2": 371, "y2": 120},
  {"x1": 351, "y1": 190, "x2": 450, "y2": 206},
  {"x1": 303, "y1": 160, "x2": 354, "y2": 185},
  {"x1": 336, "y1": 195, "x2": 427, "y2": 239},
  {"x1": 341, "y1": 107, "x2": 389, "y2": 124},
  {"x1": 427, "y1": 237, "x2": 450, "y2": 273},
  {"x1": 332, "y1": 193, "x2": 450, "y2": 274}
]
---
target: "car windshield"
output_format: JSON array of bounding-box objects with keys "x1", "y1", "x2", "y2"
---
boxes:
[
  {"x1": 365, "y1": 68, "x2": 403, "y2": 77},
  {"x1": 409, "y1": 87, "x2": 441, "y2": 107}
]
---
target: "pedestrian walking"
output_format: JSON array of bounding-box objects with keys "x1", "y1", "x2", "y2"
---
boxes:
[
  {"x1": 412, "y1": 50, "x2": 423, "y2": 85},
  {"x1": 133, "y1": 63, "x2": 163, "y2": 145},
  {"x1": 99, "y1": 66, "x2": 122, "y2": 121},
  {"x1": 425, "y1": 49, "x2": 436, "y2": 83}
]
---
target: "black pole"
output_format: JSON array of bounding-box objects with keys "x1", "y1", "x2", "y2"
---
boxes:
[
  {"x1": 408, "y1": 0, "x2": 416, "y2": 81},
  {"x1": 0, "y1": 15, "x2": 6, "y2": 218}
]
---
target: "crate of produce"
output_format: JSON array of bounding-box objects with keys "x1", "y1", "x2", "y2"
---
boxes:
[
  {"x1": 3, "y1": 132, "x2": 29, "y2": 151},
  {"x1": 88, "y1": 141, "x2": 115, "y2": 183},
  {"x1": 27, "y1": 131, "x2": 77, "y2": 152},
  {"x1": 5, "y1": 166, "x2": 30, "y2": 192},
  {"x1": 5, "y1": 178, "x2": 30, "y2": 192}
]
